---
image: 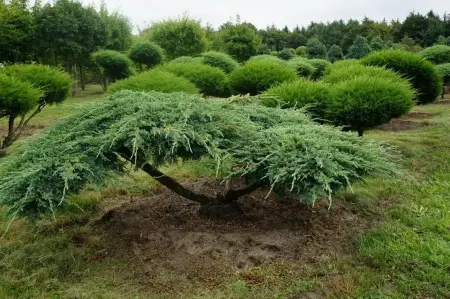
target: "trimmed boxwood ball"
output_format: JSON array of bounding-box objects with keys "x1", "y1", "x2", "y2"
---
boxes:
[
  {"x1": 323, "y1": 64, "x2": 412, "y2": 88},
  {"x1": 158, "y1": 62, "x2": 229, "y2": 97},
  {"x1": 1, "y1": 64, "x2": 72, "y2": 104},
  {"x1": 170, "y1": 56, "x2": 203, "y2": 64},
  {"x1": 419, "y1": 45, "x2": 450, "y2": 64},
  {"x1": 362, "y1": 50, "x2": 442, "y2": 104},
  {"x1": 262, "y1": 79, "x2": 331, "y2": 118},
  {"x1": 326, "y1": 75, "x2": 416, "y2": 136},
  {"x1": 228, "y1": 59, "x2": 297, "y2": 95},
  {"x1": 128, "y1": 41, "x2": 165, "y2": 71},
  {"x1": 309, "y1": 59, "x2": 331, "y2": 80},
  {"x1": 201, "y1": 51, "x2": 239, "y2": 73},
  {"x1": 287, "y1": 57, "x2": 315, "y2": 78},
  {"x1": 0, "y1": 73, "x2": 43, "y2": 116},
  {"x1": 109, "y1": 70, "x2": 200, "y2": 94}
]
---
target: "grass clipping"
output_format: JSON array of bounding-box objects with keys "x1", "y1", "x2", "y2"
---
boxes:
[{"x1": 0, "y1": 91, "x2": 399, "y2": 217}]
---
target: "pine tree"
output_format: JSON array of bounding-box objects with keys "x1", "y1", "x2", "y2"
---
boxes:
[{"x1": 347, "y1": 35, "x2": 371, "y2": 59}]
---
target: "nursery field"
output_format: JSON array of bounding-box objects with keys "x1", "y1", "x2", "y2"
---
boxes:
[{"x1": 0, "y1": 90, "x2": 449, "y2": 298}]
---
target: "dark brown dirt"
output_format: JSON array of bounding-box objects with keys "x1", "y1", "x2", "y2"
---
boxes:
[
  {"x1": 93, "y1": 179, "x2": 372, "y2": 288},
  {"x1": 432, "y1": 99, "x2": 450, "y2": 105},
  {"x1": 376, "y1": 119, "x2": 429, "y2": 132},
  {"x1": 406, "y1": 112, "x2": 434, "y2": 119}
]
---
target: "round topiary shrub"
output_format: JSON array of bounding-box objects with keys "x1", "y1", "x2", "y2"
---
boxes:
[
  {"x1": 248, "y1": 55, "x2": 288, "y2": 66},
  {"x1": 158, "y1": 62, "x2": 229, "y2": 97},
  {"x1": 109, "y1": 70, "x2": 200, "y2": 94},
  {"x1": 92, "y1": 50, "x2": 134, "y2": 90},
  {"x1": 262, "y1": 79, "x2": 331, "y2": 117},
  {"x1": 1, "y1": 64, "x2": 72, "y2": 104},
  {"x1": 327, "y1": 45, "x2": 344, "y2": 63},
  {"x1": 170, "y1": 56, "x2": 203, "y2": 64},
  {"x1": 228, "y1": 59, "x2": 297, "y2": 95},
  {"x1": 277, "y1": 48, "x2": 295, "y2": 60},
  {"x1": 287, "y1": 57, "x2": 315, "y2": 78},
  {"x1": 295, "y1": 46, "x2": 307, "y2": 57},
  {"x1": 307, "y1": 37, "x2": 327, "y2": 59},
  {"x1": 308, "y1": 59, "x2": 332, "y2": 80},
  {"x1": 326, "y1": 75, "x2": 416, "y2": 136},
  {"x1": 419, "y1": 45, "x2": 450, "y2": 64},
  {"x1": 436, "y1": 63, "x2": 450, "y2": 98},
  {"x1": 323, "y1": 64, "x2": 411, "y2": 87},
  {"x1": 324, "y1": 59, "x2": 361, "y2": 75},
  {"x1": 201, "y1": 51, "x2": 239, "y2": 74},
  {"x1": 346, "y1": 35, "x2": 371, "y2": 59},
  {"x1": 128, "y1": 41, "x2": 165, "y2": 71},
  {"x1": 361, "y1": 50, "x2": 442, "y2": 104}
]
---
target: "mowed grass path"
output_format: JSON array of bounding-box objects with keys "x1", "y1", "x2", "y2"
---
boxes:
[{"x1": 0, "y1": 91, "x2": 449, "y2": 298}]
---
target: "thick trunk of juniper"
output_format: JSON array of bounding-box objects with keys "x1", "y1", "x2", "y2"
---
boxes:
[{"x1": 117, "y1": 148, "x2": 261, "y2": 219}]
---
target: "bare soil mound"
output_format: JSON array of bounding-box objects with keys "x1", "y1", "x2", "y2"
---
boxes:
[
  {"x1": 376, "y1": 119, "x2": 429, "y2": 132},
  {"x1": 406, "y1": 112, "x2": 434, "y2": 119},
  {"x1": 94, "y1": 180, "x2": 371, "y2": 286}
]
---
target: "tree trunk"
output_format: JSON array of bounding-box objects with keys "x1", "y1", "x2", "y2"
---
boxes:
[
  {"x1": 79, "y1": 64, "x2": 86, "y2": 91},
  {"x1": 358, "y1": 129, "x2": 364, "y2": 137},
  {"x1": 1, "y1": 114, "x2": 16, "y2": 149},
  {"x1": 116, "y1": 147, "x2": 262, "y2": 219}
]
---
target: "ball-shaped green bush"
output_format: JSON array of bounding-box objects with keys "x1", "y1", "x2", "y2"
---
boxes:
[
  {"x1": 262, "y1": 79, "x2": 331, "y2": 117},
  {"x1": 92, "y1": 50, "x2": 134, "y2": 81},
  {"x1": 158, "y1": 62, "x2": 229, "y2": 97},
  {"x1": 128, "y1": 41, "x2": 165, "y2": 70},
  {"x1": 419, "y1": 45, "x2": 450, "y2": 64},
  {"x1": 170, "y1": 56, "x2": 203, "y2": 64},
  {"x1": 109, "y1": 70, "x2": 200, "y2": 94},
  {"x1": 201, "y1": 51, "x2": 239, "y2": 73},
  {"x1": 295, "y1": 46, "x2": 307, "y2": 57},
  {"x1": 326, "y1": 75, "x2": 416, "y2": 136},
  {"x1": 0, "y1": 73, "x2": 43, "y2": 116},
  {"x1": 228, "y1": 60, "x2": 297, "y2": 95},
  {"x1": 248, "y1": 55, "x2": 288, "y2": 66},
  {"x1": 362, "y1": 50, "x2": 442, "y2": 104},
  {"x1": 277, "y1": 48, "x2": 295, "y2": 60},
  {"x1": 436, "y1": 63, "x2": 450, "y2": 98},
  {"x1": 324, "y1": 59, "x2": 361, "y2": 75},
  {"x1": 1, "y1": 64, "x2": 72, "y2": 104},
  {"x1": 307, "y1": 37, "x2": 327, "y2": 59},
  {"x1": 323, "y1": 64, "x2": 411, "y2": 87},
  {"x1": 309, "y1": 59, "x2": 332, "y2": 80},
  {"x1": 287, "y1": 57, "x2": 315, "y2": 78}
]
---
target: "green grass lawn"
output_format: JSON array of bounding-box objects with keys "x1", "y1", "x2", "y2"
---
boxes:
[{"x1": 0, "y1": 91, "x2": 449, "y2": 298}]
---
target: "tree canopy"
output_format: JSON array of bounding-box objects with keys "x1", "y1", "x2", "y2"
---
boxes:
[{"x1": 0, "y1": 91, "x2": 399, "y2": 218}]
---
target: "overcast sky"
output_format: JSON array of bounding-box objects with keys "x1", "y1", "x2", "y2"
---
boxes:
[{"x1": 85, "y1": 0, "x2": 448, "y2": 31}]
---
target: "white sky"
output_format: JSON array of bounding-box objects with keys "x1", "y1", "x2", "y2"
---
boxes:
[{"x1": 84, "y1": 0, "x2": 448, "y2": 31}]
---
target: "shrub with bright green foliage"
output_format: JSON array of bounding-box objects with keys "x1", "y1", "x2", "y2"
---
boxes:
[
  {"x1": 92, "y1": 50, "x2": 134, "y2": 90},
  {"x1": 326, "y1": 75, "x2": 416, "y2": 136},
  {"x1": 362, "y1": 50, "x2": 443, "y2": 104},
  {"x1": 257, "y1": 43, "x2": 272, "y2": 55},
  {"x1": 170, "y1": 56, "x2": 203, "y2": 64},
  {"x1": 1, "y1": 64, "x2": 72, "y2": 104},
  {"x1": 0, "y1": 90, "x2": 399, "y2": 217},
  {"x1": 287, "y1": 57, "x2": 315, "y2": 78},
  {"x1": 323, "y1": 64, "x2": 411, "y2": 87},
  {"x1": 370, "y1": 36, "x2": 386, "y2": 51},
  {"x1": 220, "y1": 23, "x2": 262, "y2": 62},
  {"x1": 109, "y1": 70, "x2": 199, "y2": 94},
  {"x1": 128, "y1": 41, "x2": 164, "y2": 71},
  {"x1": 324, "y1": 59, "x2": 361, "y2": 75},
  {"x1": 158, "y1": 62, "x2": 228, "y2": 97},
  {"x1": 144, "y1": 16, "x2": 207, "y2": 59},
  {"x1": 248, "y1": 55, "x2": 288, "y2": 66},
  {"x1": 347, "y1": 35, "x2": 371, "y2": 59},
  {"x1": 0, "y1": 74, "x2": 43, "y2": 120},
  {"x1": 309, "y1": 59, "x2": 332, "y2": 80},
  {"x1": 436, "y1": 63, "x2": 450, "y2": 98},
  {"x1": 0, "y1": 64, "x2": 72, "y2": 149},
  {"x1": 277, "y1": 48, "x2": 295, "y2": 60},
  {"x1": 201, "y1": 51, "x2": 239, "y2": 73},
  {"x1": 262, "y1": 79, "x2": 331, "y2": 117},
  {"x1": 295, "y1": 46, "x2": 307, "y2": 57},
  {"x1": 327, "y1": 45, "x2": 344, "y2": 63},
  {"x1": 307, "y1": 37, "x2": 327, "y2": 59},
  {"x1": 418, "y1": 45, "x2": 450, "y2": 64},
  {"x1": 229, "y1": 60, "x2": 297, "y2": 95}
]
